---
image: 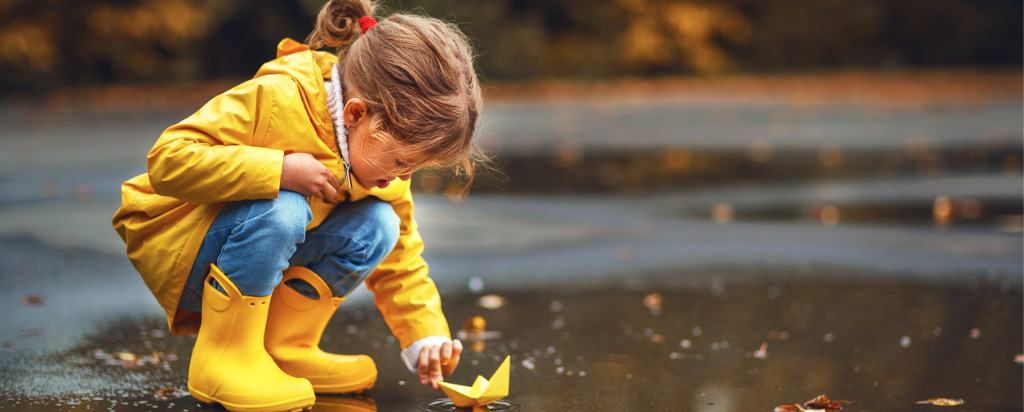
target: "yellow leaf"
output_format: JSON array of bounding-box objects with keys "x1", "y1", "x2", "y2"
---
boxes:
[{"x1": 915, "y1": 398, "x2": 964, "y2": 406}]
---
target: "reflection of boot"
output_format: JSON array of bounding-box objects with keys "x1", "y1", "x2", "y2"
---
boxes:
[
  {"x1": 265, "y1": 266, "x2": 377, "y2": 394},
  {"x1": 312, "y1": 394, "x2": 377, "y2": 412},
  {"x1": 187, "y1": 264, "x2": 315, "y2": 412}
]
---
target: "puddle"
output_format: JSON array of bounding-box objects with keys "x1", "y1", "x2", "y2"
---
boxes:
[
  {"x1": 412, "y1": 144, "x2": 1024, "y2": 194},
  {"x1": 687, "y1": 197, "x2": 1023, "y2": 227},
  {"x1": 2, "y1": 267, "x2": 1020, "y2": 411},
  {"x1": 421, "y1": 399, "x2": 521, "y2": 411}
]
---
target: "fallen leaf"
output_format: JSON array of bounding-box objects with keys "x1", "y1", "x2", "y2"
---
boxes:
[
  {"x1": 775, "y1": 394, "x2": 852, "y2": 411},
  {"x1": 456, "y1": 315, "x2": 502, "y2": 352},
  {"x1": 462, "y1": 316, "x2": 486, "y2": 332},
  {"x1": 154, "y1": 387, "x2": 188, "y2": 400},
  {"x1": 805, "y1": 394, "x2": 852, "y2": 409},
  {"x1": 753, "y1": 342, "x2": 768, "y2": 359},
  {"x1": 643, "y1": 293, "x2": 662, "y2": 315},
  {"x1": 915, "y1": 398, "x2": 964, "y2": 406},
  {"x1": 95, "y1": 348, "x2": 177, "y2": 368},
  {"x1": 21, "y1": 294, "x2": 45, "y2": 306},
  {"x1": 643, "y1": 293, "x2": 662, "y2": 308},
  {"x1": 115, "y1": 351, "x2": 137, "y2": 361}
]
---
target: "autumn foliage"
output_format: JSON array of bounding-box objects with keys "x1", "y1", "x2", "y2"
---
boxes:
[{"x1": 0, "y1": 0, "x2": 1020, "y2": 93}]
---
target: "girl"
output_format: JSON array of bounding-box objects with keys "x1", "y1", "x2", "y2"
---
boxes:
[{"x1": 112, "y1": 0, "x2": 482, "y2": 410}]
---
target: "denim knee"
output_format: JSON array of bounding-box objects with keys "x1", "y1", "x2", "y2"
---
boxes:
[
  {"x1": 181, "y1": 191, "x2": 314, "y2": 308},
  {"x1": 241, "y1": 191, "x2": 312, "y2": 245},
  {"x1": 217, "y1": 191, "x2": 311, "y2": 296},
  {"x1": 287, "y1": 198, "x2": 400, "y2": 297}
]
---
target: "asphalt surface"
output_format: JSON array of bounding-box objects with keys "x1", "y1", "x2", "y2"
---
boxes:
[{"x1": 0, "y1": 74, "x2": 1021, "y2": 410}]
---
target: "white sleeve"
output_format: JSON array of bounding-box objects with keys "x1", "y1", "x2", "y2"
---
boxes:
[{"x1": 400, "y1": 335, "x2": 452, "y2": 373}]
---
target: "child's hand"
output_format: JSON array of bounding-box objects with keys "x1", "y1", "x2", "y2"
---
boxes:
[
  {"x1": 418, "y1": 339, "x2": 463, "y2": 390},
  {"x1": 281, "y1": 152, "x2": 340, "y2": 200}
]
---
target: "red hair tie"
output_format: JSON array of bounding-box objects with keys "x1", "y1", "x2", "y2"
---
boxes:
[{"x1": 359, "y1": 16, "x2": 377, "y2": 34}]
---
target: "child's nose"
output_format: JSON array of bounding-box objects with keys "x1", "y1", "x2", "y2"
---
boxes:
[{"x1": 399, "y1": 173, "x2": 412, "y2": 181}]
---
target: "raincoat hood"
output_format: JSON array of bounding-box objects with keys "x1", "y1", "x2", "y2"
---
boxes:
[{"x1": 257, "y1": 38, "x2": 336, "y2": 149}]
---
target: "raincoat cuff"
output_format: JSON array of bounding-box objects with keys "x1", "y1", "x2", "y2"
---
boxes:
[{"x1": 400, "y1": 335, "x2": 452, "y2": 373}]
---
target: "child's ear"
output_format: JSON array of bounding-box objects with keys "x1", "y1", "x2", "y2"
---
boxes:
[{"x1": 342, "y1": 98, "x2": 368, "y2": 127}]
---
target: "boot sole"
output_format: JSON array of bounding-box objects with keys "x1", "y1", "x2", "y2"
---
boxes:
[{"x1": 189, "y1": 383, "x2": 315, "y2": 412}]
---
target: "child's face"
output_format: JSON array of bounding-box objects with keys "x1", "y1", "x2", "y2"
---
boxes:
[{"x1": 347, "y1": 123, "x2": 427, "y2": 189}]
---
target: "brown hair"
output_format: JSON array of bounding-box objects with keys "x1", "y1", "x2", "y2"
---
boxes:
[{"x1": 307, "y1": 0, "x2": 486, "y2": 191}]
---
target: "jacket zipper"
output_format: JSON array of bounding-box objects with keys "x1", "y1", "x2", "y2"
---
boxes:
[{"x1": 343, "y1": 162, "x2": 353, "y2": 189}]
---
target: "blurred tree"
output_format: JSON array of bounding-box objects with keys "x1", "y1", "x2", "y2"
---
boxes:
[
  {"x1": 200, "y1": 0, "x2": 314, "y2": 79},
  {"x1": 0, "y1": 0, "x2": 1020, "y2": 93},
  {"x1": 733, "y1": 0, "x2": 1023, "y2": 70},
  {"x1": 0, "y1": 0, "x2": 241, "y2": 91},
  {"x1": 617, "y1": 0, "x2": 753, "y2": 74}
]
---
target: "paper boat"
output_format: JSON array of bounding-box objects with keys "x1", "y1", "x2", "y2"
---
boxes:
[{"x1": 438, "y1": 356, "x2": 510, "y2": 407}]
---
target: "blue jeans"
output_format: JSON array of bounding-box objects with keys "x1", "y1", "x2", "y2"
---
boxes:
[{"x1": 178, "y1": 191, "x2": 400, "y2": 312}]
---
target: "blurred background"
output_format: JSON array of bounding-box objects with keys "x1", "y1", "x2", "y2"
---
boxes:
[
  {"x1": 0, "y1": 0, "x2": 1021, "y2": 90},
  {"x1": 0, "y1": 0, "x2": 1021, "y2": 411}
]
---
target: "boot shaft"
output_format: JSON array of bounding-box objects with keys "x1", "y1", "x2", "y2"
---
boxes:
[
  {"x1": 264, "y1": 266, "x2": 377, "y2": 394},
  {"x1": 266, "y1": 266, "x2": 344, "y2": 349},
  {"x1": 188, "y1": 264, "x2": 315, "y2": 411},
  {"x1": 196, "y1": 267, "x2": 273, "y2": 351}
]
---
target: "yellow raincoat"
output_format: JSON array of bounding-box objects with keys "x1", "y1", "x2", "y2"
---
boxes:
[{"x1": 112, "y1": 39, "x2": 450, "y2": 348}]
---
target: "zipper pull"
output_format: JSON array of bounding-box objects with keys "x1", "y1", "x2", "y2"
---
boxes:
[{"x1": 343, "y1": 162, "x2": 353, "y2": 189}]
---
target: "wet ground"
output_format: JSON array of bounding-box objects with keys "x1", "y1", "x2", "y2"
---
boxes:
[
  {"x1": 1, "y1": 71, "x2": 1022, "y2": 410},
  {"x1": 2, "y1": 244, "x2": 1021, "y2": 411}
]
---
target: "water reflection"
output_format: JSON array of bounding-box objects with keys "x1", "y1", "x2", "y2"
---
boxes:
[
  {"x1": 5, "y1": 270, "x2": 1019, "y2": 411},
  {"x1": 422, "y1": 399, "x2": 519, "y2": 411},
  {"x1": 412, "y1": 142, "x2": 1022, "y2": 195},
  {"x1": 310, "y1": 394, "x2": 377, "y2": 411}
]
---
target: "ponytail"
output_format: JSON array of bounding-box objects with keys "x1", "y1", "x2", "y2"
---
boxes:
[{"x1": 306, "y1": 0, "x2": 376, "y2": 50}]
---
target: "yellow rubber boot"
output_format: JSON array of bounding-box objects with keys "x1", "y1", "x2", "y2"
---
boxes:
[
  {"x1": 187, "y1": 264, "x2": 316, "y2": 412},
  {"x1": 265, "y1": 266, "x2": 377, "y2": 394}
]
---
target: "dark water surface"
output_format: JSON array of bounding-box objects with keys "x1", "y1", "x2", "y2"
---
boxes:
[{"x1": 3, "y1": 269, "x2": 1020, "y2": 411}]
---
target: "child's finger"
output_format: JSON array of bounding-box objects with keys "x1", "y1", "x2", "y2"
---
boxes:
[
  {"x1": 440, "y1": 341, "x2": 453, "y2": 363},
  {"x1": 442, "y1": 340, "x2": 462, "y2": 377},
  {"x1": 418, "y1": 345, "x2": 432, "y2": 385},
  {"x1": 418, "y1": 345, "x2": 445, "y2": 390},
  {"x1": 450, "y1": 339, "x2": 463, "y2": 363},
  {"x1": 328, "y1": 171, "x2": 341, "y2": 192},
  {"x1": 319, "y1": 168, "x2": 339, "y2": 199},
  {"x1": 321, "y1": 180, "x2": 338, "y2": 200},
  {"x1": 428, "y1": 345, "x2": 443, "y2": 386}
]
